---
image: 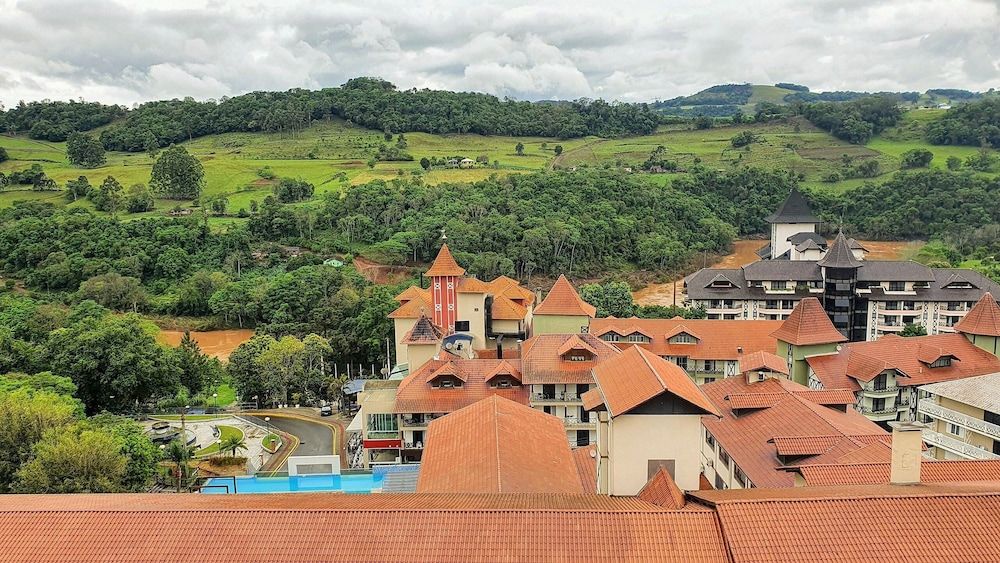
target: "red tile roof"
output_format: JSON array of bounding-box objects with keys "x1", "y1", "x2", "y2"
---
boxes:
[
  {"x1": 738, "y1": 350, "x2": 789, "y2": 375},
  {"x1": 400, "y1": 315, "x2": 444, "y2": 344},
  {"x1": 581, "y1": 388, "x2": 605, "y2": 411},
  {"x1": 955, "y1": 293, "x2": 1000, "y2": 336},
  {"x1": 590, "y1": 346, "x2": 720, "y2": 417},
  {"x1": 425, "y1": 243, "x2": 466, "y2": 277},
  {"x1": 417, "y1": 395, "x2": 584, "y2": 494},
  {"x1": 490, "y1": 294, "x2": 529, "y2": 320},
  {"x1": 388, "y1": 290, "x2": 434, "y2": 319},
  {"x1": 637, "y1": 468, "x2": 687, "y2": 509},
  {"x1": 572, "y1": 445, "x2": 598, "y2": 493},
  {"x1": 770, "y1": 297, "x2": 847, "y2": 346},
  {"x1": 425, "y1": 361, "x2": 467, "y2": 383},
  {"x1": 0, "y1": 493, "x2": 731, "y2": 563},
  {"x1": 520, "y1": 333, "x2": 620, "y2": 384},
  {"x1": 395, "y1": 285, "x2": 431, "y2": 303},
  {"x1": 488, "y1": 275, "x2": 535, "y2": 305},
  {"x1": 456, "y1": 277, "x2": 491, "y2": 293},
  {"x1": 395, "y1": 359, "x2": 529, "y2": 414},
  {"x1": 534, "y1": 274, "x2": 597, "y2": 317},
  {"x1": 702, "y1": 377, "x2": 888, "y2": 488},
  {"x1": 792, "y1": 389, "x2": 857, "y2": 406},
  {"x1": 691, "y1": 483, "x2": 1000, "y2": 563},
  {"x1": 796, "y1": 459, "x2": 1000, "y2": 486},
  {"x1": 590, "y1": 318, "x2": 782, "y2": 361},
  {"x1": 807, "y1": 333, "x2": 1000, "y2": 390}
]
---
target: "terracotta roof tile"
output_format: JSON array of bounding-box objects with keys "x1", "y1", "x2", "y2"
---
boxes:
[
  {"x1": 591, "y1": 346, "x2": 720, "y2": 417},
  {"x1": 485, "y1": 360, "x2": 522, "y2": 384},
  {"x1": 797, "y1": 459, "x2": 1000, "y2": 486},
  {"x1": 581, "y1": 388, "x2": 605, "y2": 411},
  {"x1": 955, "y1": 293, "x2": 1000, "y2": 336},
  {"x1": 726, "y1": 392, "x2": 786, "y2": 410},
  {"x1": 395, "y1": 285, "x2": 431, "y2": 303},
  {"x1": 520, "y1": 334, "x2": 619, "y2": 384},
  {"x1": 491, "y1": 294, "x2": 529, "y2": 320},
  {"x1": 637, "y1": 468, "x2": 687, "y2": 509},
  {"x1": 425, "y1": 243, "x2": 466, "y2": 277},
  {"x1": 456, "y1": 277, "x2": 491, "y2": 293},
  {"x1": 791, "y1": 389, "x2": 856, "y2": 406},
  {"x1": 417, "y1": 396, "x2": 584, "y2": 494},
  {"x1": 770, "y1": 297, "x2": 847, "y2": 346},
  {"x1": 590, "y1": 318, "x2": 782, "y2": 361},
  {"x1": 534, "y1": 275, "x2": 597, "y2": 317},
  {"x1": 701, "y1": 377, "x2": 888, "y2": 488},
  {"x1": 425, "y1": 361, "x2": 467, "y2": 383},
  {"x1": 807, "y1": 333, "x2": 1000, "y2": 389},
  {"x1": 738, "y1": 350, "x2": 789, "y2": 375},
  {"x1": 401, "y1": 315, "x2": 444, "y2": 344},
  {"x1": 488, "y1": 275, "x2": 535, "y2": 304},
  {"x1": 389, "y1": 290, "x2": 434, "y2": 319},
  {"x1": 771, "y1": 435, "x2": 844, "y2": 456},
  {"x1": 396, "y1": 359, "x2": 529, "y2": 414},
  {"x1": 572, "y1": 445, "x2": 598, "y2": 493}
]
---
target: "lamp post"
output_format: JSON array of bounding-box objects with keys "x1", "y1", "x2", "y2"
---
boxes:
[{"x1": 212, "y1": 393, "x2": 218, "y2": 412}]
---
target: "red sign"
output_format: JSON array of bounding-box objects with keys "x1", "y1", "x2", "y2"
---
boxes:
[{"x1": 364, "y1": 439, "x2": 401, "y2": 449}]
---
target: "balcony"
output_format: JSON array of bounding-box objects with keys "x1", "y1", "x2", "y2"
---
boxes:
[
  {"x1": 860, "y1": 381, "x2": 898, "y2": 397},
  {"x1": 896, "y1": 396, "x2": 911, "y2": 409},
  {"x1": 922, "y1": 429, "x2": 1000, "y2": 460},
  {"x1": 876, "y1": 323, "x2": 905, "y2": 332},
  {"x1": 400, "y1": 415, "x2": 442, "y2": 429},
  {"x1": 531, "y1": 393, "x2": 583, "y2": 404},
  {"x1": 860, "y1": 406, "x2": 898, "y2": 421},
  {"x1": 918, "y1": 401, "x2": 1000, "y2": 442},
  {"x1": 564, "y1": 417, "x2": 595, "y2": 430},
  {"x1": 876, "y1": 304, "x2": 923, "y2": 314}
]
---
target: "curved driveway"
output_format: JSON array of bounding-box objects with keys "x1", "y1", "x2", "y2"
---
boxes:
[{"x1": 245, "y1": 414, "x2": 336, "y2": 471}]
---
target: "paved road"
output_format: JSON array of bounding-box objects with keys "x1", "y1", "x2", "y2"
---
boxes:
[{"x1": 245, "y1": 415, "x2": 334, "y2": 471}]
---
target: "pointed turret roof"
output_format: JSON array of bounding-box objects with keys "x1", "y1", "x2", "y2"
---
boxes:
[
  {"x1": 955, "y1": 293, "x2": 1000, "y2": 337},
  {"x1": 818, "y1": 231, "x2": 862, "y2": 269},
  {"x1": 400, "y1": 315, "x2": 444, "y2": 345},
  {"x1": 425, "y1": 244, "x2": 466, "y2": 277},
  {"x1": 771, "y1": 297, "x2": 847, "y2": 346},
  {"x1": 534, "y1": 274, "x2": 597, "y2": 317},
  {"x1": 765, "y1": 188, "x2": 820, "y2": 224}
]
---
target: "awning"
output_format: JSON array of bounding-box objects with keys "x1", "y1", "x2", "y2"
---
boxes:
[{"x1": 347, "y1": 410, "x2": 364, "y2": 434}]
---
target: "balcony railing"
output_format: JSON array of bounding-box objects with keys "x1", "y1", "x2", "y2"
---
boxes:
[
  {"x1": 564, "y1": 417, "x2": 595, "y2": 427},
  {"x1": 862, "y1": 406, "x2": 898, "y2": 416},
  {"x1": 918, "y1": 401, "x2": 1000, "y2": 442},
  {"x1": 532, "y1": 393, "x2": 582, "y2": 403},
  {"x1": 922, "y1": 429, "x2": 1000, "y2": 460},
  {"x1": 860, "y1": 381, "x2": 898, "y2": 395}
]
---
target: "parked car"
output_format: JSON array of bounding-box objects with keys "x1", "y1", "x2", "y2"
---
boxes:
[{"x1": 320, "y1": 405, "x2": 333, "y2": 417}]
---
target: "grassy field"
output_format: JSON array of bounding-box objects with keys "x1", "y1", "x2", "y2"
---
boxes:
[
  {"x1": 194, "y1": 425, "x2": 244, "y2": 457},
  {"x1": 1, "y1": 110, "x2": 996, "y2": 215}
]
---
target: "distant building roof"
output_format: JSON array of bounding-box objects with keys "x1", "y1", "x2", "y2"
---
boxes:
[
  {"x1": 425, "y1": 243, "x2": 466, "y2": 277},
  {"x1": 417, "y1": 395, "x2": 584, "y2": 494},
  {"x1": 588, "y1": 346, "x2": 720, "y2": 417},
  {"x1": 817, "y1": 231, "x2": 862, "y2": 269},
  {"x1": 807, "y1": 333, "x2": 1000, "y2": 391},
  {"x1": 519, "y1": 333, "x2": 619, "y2": 385},
  {"x1": 637, "y1": 468, "x2": 687, "y2": 510},
  {"x1": 701, "y1": 376, "x2": 888, "y2": 488},
  {"x1": 955, "y1": 293, "x2": 1000, "y2": 337},
  {"x1": 400, "y1": 315, "x2": 444, "y2": 345},
  {"x1": 794, "y1": 459, "x2": 1000, "y2": 486},
  {"x1": 571, "y1": 445, "x2": 598, "y2": 493},
  {"x1": 920, "y1": 371, "x2": 1000, "y2": 414},
  {"x1": 765, "y1": 188, "x2": 820, "y2": 224},
  {"x1": 787, "y1": 232, "x2": 826, "y2": 246},
  {"x1": 394, "y1": 358, "x2": 528, "y2": 414},
  {"x1": 590, "y1": 318, "x2": 782, "y2": 361},
  {"x1": 738, "y1": 350, "x2": 789, "y2": 375},
  {"x1": 534, "y1": 275, "x2": 596, "y2": 317},
  {"x1": 770, "y1": 297, "x2": 847, "y2": 346}
]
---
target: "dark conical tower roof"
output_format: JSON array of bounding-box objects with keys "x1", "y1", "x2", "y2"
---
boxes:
[
  {"x1": 765, "y1": 188, "x2": 820, "y2": 224},
  {"x1": 817, "y1": 231, "x2": 862, "y2": 269}
]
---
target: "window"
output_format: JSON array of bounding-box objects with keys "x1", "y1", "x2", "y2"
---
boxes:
[
  {"x1": 676, "y1": 357, "x2": 688, "y2": 370},
  {"x1": 367, "y1": 413, "x2": 398, "y2": 435},
  {"x1": 930, "y1": 357, "x2": 952, "y2": 368},
  {"x1": 772, "y1": 281, "x2": 787, "y2": 290},
  {"x1": 703, "y1": 377, "x2": 716, "y2": 384},
  {"x1": 718, "y1": 448, "x2": 731, "y2": 469},
  {"x1": 715, "y1": 473, "x2": 727, "y2": 490},
  {"x1": 627, "y1": 333, "x2": 650, "y2": 343},
  {"x1": 734, "y1": 467, "x2": 747, "y2": 488},
  {"x1": 947, "y1": 423, "x2": 964, "y2": 437},
  {"x1": 872, "y1": 398, "x2": 886, "y2": 412},
  {"x1": 705, "y1": 430, "x2": 716, "y2": 449},
  {"x1": 888, "y1": 281, "x2": 906, "y2": 291},
  {"x1": 703, "y1": 360, "x2": 715, "y2": 372},
  {"x1": 601, "y1": 333, "x2": 621, "y2": 342},
  {"x1": 454, "y1": 320, "x2": 470, "y2": 332},
  {"x1": 568, "y1": 354, "x2": 588, "y2": 362},
  {"x1": 671, "y1": 333, "x2": 696, "y2": 344},
  {"x1": 873, "y1": 373, "x2": 888, "y2": 391},
  {"x1": 765, "y1": 300, "x2": 779, "y2": 309},
  {"x1": 440, "y1": 379, "x2": 455, "y2": 388}
]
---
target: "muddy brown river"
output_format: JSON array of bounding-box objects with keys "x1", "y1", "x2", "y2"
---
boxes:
[{"x1": 156, "y1": 329, "x2": 255, "y2": 361}]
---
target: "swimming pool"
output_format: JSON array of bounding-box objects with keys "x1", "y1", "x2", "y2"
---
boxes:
[{"x1": 202, "y1": 473, "x2": 383, "y2": 494}]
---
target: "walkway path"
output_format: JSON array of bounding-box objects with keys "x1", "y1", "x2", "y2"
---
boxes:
[{"x1": 244, "y1": 409, "x2": 346, "y2": 471}]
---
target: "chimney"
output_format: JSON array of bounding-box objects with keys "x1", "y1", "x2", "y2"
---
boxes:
[{"x1": 889, "y1": 421, "x2": 927, "y2": 485}]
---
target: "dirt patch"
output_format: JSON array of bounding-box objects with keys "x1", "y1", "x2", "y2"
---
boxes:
[
  {"x1": 156, "y1": 329, "x2": 255, "y2": 361},
  {"x1": 250, "y1": 178, "x2": 277, "y2": 187},
  {"x1": 633, "y1": 240, "x2": 765, "y2": 306},
  {"x1": 353, "y1": 256, "x2": 418, "y2": 285},
  {"x1": 857, "y1": 240, "x2": 923, "y2": 261}
]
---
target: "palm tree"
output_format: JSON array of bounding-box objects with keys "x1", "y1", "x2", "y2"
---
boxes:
[
  {"x1": 165, "y1": 440, "x2": 195, "y2": 492},
  {"x1": 221, "y1": 434, "x2": 247, "y2": 457}
]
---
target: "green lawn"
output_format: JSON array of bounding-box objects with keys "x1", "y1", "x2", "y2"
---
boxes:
[
  {"x1": 152, "y1": 414, "x2": 227, "y2": 422},
  {"x1": 194, "y1": 425, "x2": 244, "y2": 457},
  {"x1": 261, "y1": 433, "x2": 281, "y2": 453},
  {"x1": 212, "y1": 383, "x2": 237, "y2": 407}
]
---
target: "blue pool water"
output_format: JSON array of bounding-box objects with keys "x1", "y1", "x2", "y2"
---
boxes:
[{"x1": 202, "y1": 473, "x2": 383, "y2": 494}]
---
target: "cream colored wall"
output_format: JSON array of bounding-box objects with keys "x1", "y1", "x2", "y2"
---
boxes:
[
  {"x1": 407, "y1": 343, "x2": 439, "y2": 374},
  {"x1": 393, "y1": 318, "x2": 417, "y2": 364},
  {"x1": 533, "y1": 314, "x2": 590, "y2": 335},
  {"x1": 608, "y1": 414, "x2": 703, "y2": 494},
  {"x1": 939, "y1": 396, "x2": 993, "y2": 450},
  {"x1": 492, "y1": 319, "x2": 522, "y2": 335},
  {"x1": 772, "y1": 223, "x2": 813, "y2": 259},
  {"x1": 456, "y1": 293, "x2": 487, "y2": 348}
]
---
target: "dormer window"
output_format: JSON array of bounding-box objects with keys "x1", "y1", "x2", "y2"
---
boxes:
[
  {"x1": 772, "y1": 281, "x2": 788, "y2": 290},
  {"x1": 888, "y1": 281, "x2": 906, "y2": 291},
  {"x1": 946, "y1": 282, "x2": 972, "y2": 289},
  {"x1": 930, "y1": 357, "x2": 952, "y2": 368},
  {"x1": 601, "y1": 332, "x2": 621, "y2": 342},
  {"x1": 627, "y1": 333, "x2": 651, "y2": 343},
  {"x1": 711, "y1": 280, "x2": 734, "y2": 288},
  {"x1": 670, "y1": 333, "x2": 697, "y2": 344},
  {"x1": 567, "y1": 354, "x2": 589, "y2": 362}
]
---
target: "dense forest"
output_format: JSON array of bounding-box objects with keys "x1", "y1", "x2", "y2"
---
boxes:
[
  {"x1": 801, "y1": 96, "x2": 904, "y2": 144},
  {"x1": 0, "y1": 77, "x2": 660, "y2": 148},
  {"x1": 925, "y1": 99, "x2": 1000, "y2": 147}
]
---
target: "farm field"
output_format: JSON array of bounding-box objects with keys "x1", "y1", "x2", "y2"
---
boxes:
[{"x1": 0, "y1": 110, "x2": 995, "y2": 215}]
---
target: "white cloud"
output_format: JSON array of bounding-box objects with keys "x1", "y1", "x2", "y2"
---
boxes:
[{"x1": 0, "y1": 0, "x2": 998, "y2": 107}]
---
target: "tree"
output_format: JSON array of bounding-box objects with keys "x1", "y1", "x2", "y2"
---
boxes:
[
  {"x1": 515, "y1": 142, "x2": 525, "y2": 156},
  {"x1": 946, "y1": 155, "x2": 962, "y2": 170},
  {"x1": 210, "y1": 196, "x2": 228, "y2": 216},
  {"x1": 0, "y1": 147, "x2": 7, "y2": 163},
  {"x1": 0, "y1": 388, "x2": 78, "y2": 491},
  {"x1": 89, "y1": 176, "x2": 124, "y2": 213},
  {"x1": 553, "y1": 145, "x2": 563, "y2": 156},
  {"x1": 900, "y1": 148, "x2": 934, "y2": 168},
  {"x1": 273, "y1": 178, "x2": 314, "y2": 203},
  {"x1": 255, "y1": 336, "x2": 306, "y2": 406},
  {"x1": 77, "y1": 273, "x2": 146, "y2": 312},
  {"x1": 66, "y1": 132, "x2": 106, "y2": 168},
  {"x1": 65, "y1": 175, "x2": 91, "y2": 202},
  {"x1": 15, "y1": 426, "x2": 127, "y2": 493},
  {"x1": 227, "y1": 335, "x2": 276, "y2": 406},
  {"x1": 84, "y1": 413, "x2": 160, "y2": 491},
  {"x1": 579, "y1": 281, "x2": 636, "y2": 318},
  {"x1": 900, "y1": 323, "x2": 928, "y2": 337},
  {"x1": 221, "y1": 434, "x2": 248, "y2": 457},
  {"x1": 694, "y1": 116, "x2": 713, "y2": 129},
  {"x1": 419, "y1": 157, "x2": 430, "y2": 170},
  {"x1": 730, "y1": 130, "x2": 758, "y2": 148},
  {"x1": 150, "y1": 145, "x2": 204, "y2": 199},
  {"x1": 172, "y1": 331, "x2": 222, "y2": 395},
  {"x1": 125, "y1": 183, "x2": 155, "y2": 213},
  {"x1": 164, "y1": 439, "x2": 195, "y2": 492}
]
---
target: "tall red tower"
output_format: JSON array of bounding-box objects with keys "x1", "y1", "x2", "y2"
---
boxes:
[{"x1": 425, "y1": 243, "x2": 465, "y2": 333}]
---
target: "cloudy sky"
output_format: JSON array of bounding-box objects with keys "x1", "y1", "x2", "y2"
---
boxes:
[{"x1": 1, "y1": 0, "x2": 998, "y2": 107}]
